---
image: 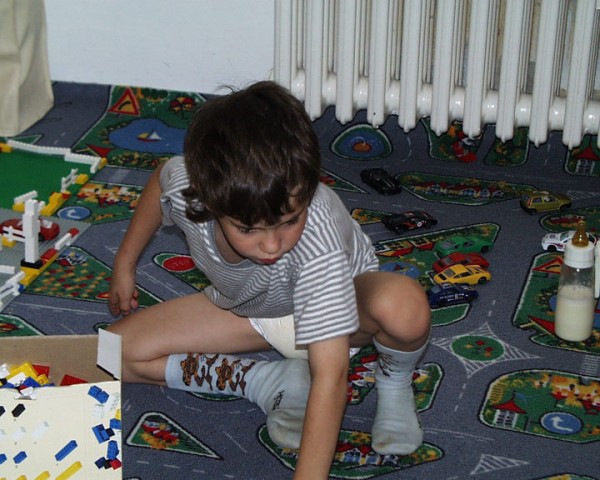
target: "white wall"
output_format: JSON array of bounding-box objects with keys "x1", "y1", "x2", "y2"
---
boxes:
[{"x1": 44, "y1": 0, "x2": 275, "y2": 94}]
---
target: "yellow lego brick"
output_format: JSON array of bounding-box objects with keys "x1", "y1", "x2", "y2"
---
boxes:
[
  {"x1": 115, "y1": 408, "x2": 121, "y2": 421},
  {"x1": 9, "y1": 361, "x2": 38, "y2": 380},
  {"x1": 18, "y1": 267, "x2": 40, "y2": 286},
  {"x1": 40, "y1": 192, "x2": 68, "y2": 216},
  {"x1": 0, "y1": 142, "x2": 12, "y2": 152},
  {"x1": 35, "y1": 472, "x2": 51, "y2": 480},
  {"x1": 75, "y1": 173, "x2": 89, "y2": 185},
  {"x1": 56, "y1": 461, "x2": 82, "y2": 480},
  {"x1": 1, "y1": 237, "x2": 16, "y2": 248},
  {"x1": 35, "y1": 373, "x2": 50, "y2": 386}
]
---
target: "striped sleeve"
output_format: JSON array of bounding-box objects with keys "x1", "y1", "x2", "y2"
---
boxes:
[
  {"x1": 159, "y1": 156, "x2": 189, "y2": 226},
  {"x1": 293, "y1": 251, "x2": 359, "y2": 345}
]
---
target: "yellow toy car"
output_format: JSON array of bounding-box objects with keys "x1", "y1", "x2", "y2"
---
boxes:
[
  {"x1": 433, "y1": 264, "x2": 491, "y2": 286},
  {"x1": 520, "y1": 190, "x2": 571, "y2": 214}
]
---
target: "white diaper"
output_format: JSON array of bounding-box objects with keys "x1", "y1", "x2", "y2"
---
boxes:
[
  {"x1": 249, "y1": 314, "x2": 361, "y2": 359},
  {"x1": 249, "y1": 314, "x2": 308, "y2": 359}
]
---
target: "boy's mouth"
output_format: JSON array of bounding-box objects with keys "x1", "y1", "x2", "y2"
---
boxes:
[{"x1": 259, "y1": 258, "x2": 279, "y2": 265}]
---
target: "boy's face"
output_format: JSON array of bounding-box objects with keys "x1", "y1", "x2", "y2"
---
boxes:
[{"x1": 215, "y1": 201, "x2": 308, "y2": 265}]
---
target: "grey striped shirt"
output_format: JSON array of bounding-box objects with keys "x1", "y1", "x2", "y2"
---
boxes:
[{"x1": 159, "y1": 156, "x2": 378, "y2": 345}]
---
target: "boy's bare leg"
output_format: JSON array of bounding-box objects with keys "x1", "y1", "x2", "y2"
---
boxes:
[
  {"x1": 107, "y1": 292, "x2": 310, "y2": 448},
  {"x1": 107, "y1": 292, "x2": 271, "y2": 383},
  {"x1": 352, "y1": 271, "x2": 431, "y2": 455}
]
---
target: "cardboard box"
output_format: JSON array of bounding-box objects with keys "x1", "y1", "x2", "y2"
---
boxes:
[{"x1": 0, "y1": 335, "x2": 121, "y2": 479}]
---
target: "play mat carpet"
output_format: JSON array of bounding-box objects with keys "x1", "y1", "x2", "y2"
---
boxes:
[{"x1": 1, "y1": 81, "x2": 599, "y2": 480}]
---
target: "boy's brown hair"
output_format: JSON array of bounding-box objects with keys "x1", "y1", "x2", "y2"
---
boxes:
[{"x1": 183, "y1": 81, "x2": 321, "y2": 226}]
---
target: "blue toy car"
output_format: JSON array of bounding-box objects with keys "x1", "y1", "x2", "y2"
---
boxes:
[{"x1": 426, "y1": 282, "x2": 479, "y2": 308}]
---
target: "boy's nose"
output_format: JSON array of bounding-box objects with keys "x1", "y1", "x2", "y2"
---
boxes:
[{"x1": 260, "y1": 232, "x2": 281, "y2": 254}]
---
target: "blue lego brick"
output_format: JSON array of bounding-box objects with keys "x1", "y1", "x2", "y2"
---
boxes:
[
  {"x1": 106, "y1": 440, "x2": 119, "y2": 460},
  {"x1": 109, "y1": 418, "x2": 122, "y2": 430},
  {"x1": 96, "y1": 390, "x2": 110, "y2": 404},
  {"x1": 88, "y1": 385, "x2": 110, "y2": 404},
  {"x1": 22, "y1": 376, "x2": 41, "y2": 388},
  {"x1": 92, "y1": 424, "x2": 110, "y2": 443},
  {"x1": 55, "y1": 440, "x2": 78, "y2": 461},
  {"x1": 0, "y1": 453, "x2": 7, "y2": 464},
  {"x1": 13, "y1": 451, "x2": 27, "y2": 464},
  {"x1": 88, "y1": 385, "x2": 101, "y2": 395}
]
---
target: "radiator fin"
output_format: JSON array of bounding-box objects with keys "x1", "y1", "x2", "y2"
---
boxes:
[{"x1": 275, "y1": 0, "x2": 600, "y2": 148}]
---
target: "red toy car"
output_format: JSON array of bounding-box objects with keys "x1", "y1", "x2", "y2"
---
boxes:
[
  {"x1": 1, "y1": 217, "x2": 60, "y2": 241},
  {"x1": 432, "y1": 251, "x2": 490, "y2": 273}
]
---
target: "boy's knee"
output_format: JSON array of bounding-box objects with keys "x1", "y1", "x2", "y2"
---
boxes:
[
  {"x1": 372, "y1": 273, "x2": 428, "y2": 316},
  {"x1": 358, "y1": 272, "x2": 430, "y2": 343}
]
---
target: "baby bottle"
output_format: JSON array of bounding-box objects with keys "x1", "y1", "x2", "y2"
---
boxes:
[{"x1": 554, "y1": 220, "x2": 598, "y2": 342}]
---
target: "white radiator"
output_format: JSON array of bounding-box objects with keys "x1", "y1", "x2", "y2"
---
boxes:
[{"x1": 274, "y1": 0, "x2": 600, "y2": 149}]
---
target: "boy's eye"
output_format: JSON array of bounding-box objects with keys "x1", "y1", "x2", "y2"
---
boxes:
[
  {"x1": 238, "y1": 227, "x2": 254, "y2": 234},
  {"x1": 285, "y1": 215, "x2": 301, "y2": 226}
]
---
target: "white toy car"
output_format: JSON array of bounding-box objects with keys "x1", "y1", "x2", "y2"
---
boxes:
[{"x1": 541, "y1": 230, "x2": 597, "y2": 252}]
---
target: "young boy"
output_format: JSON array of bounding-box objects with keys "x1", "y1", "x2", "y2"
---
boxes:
[{"x1": 107, "y1": 81, "x2": 431, "y2": 479}]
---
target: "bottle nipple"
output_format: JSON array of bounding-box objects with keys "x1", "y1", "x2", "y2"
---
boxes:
[{"x1": 572, "y1": 220, "x2": 588, "y2": 247}]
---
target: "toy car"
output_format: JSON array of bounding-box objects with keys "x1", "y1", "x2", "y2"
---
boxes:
[
  {"x1": 427, "y1": 282, "x2": 479, "y2": 308},
  {"x1": 541, "y1": 229, "x2": 597, "y2": 252},
  {"x1": 381, "y1": 210, "x2": 438, "y2": 233},
  {"x1": 520, "y1": 190, "x2": 571, "y2": 215},
  {"x1": 433, "y1": 264, "x2": 491, "y2": 286},
  {"x1": 360, "y1": 168, "x2": 402, "y2": 195},
  {"x1": 432, "y1": 251, "x2": 490, "y2": 273},
  {"x1": 434, "y1": 234, "x2": 493, "y2": 257},
  {"x1": 1, "y1": 217, "x2": 60, "y2": 241}
]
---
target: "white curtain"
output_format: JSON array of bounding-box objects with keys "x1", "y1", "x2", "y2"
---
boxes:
[{"x1": 0, "y1": 0, "x2": 54, "y2": 136}]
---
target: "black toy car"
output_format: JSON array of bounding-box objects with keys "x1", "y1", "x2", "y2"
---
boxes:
[
  {"x1": 426, "y1": 282, "x2": 479, "y2": 309},
  {"x1": 360, "y1": 168, "x2": 402, "y2": 195},
  {"x1": 381, "y1": 210, "x2": 438, "y2": 233}
]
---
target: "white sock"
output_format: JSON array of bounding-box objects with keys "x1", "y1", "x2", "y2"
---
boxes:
[
  {"x1": 165, "y1": 353, "x2": 309, "y2": 448},
  {"x1": 371, "y1": 338, "x2": 428, "y2": 455}
]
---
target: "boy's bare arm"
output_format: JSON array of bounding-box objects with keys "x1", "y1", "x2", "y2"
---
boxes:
[
  {"x1": 294, "y1": 335, "x2": 349, "y2": 480},
  {"x1": 108, "y1": 164, "x2": 165, "y2": 316}
]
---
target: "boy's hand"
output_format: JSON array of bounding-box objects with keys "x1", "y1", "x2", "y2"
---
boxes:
[
  {"x1": 106, "y1": 162, "x2": 164, "y2": 318},
  {"x1": 108, "y1": 268, "x2": 139, "y2": 316}
]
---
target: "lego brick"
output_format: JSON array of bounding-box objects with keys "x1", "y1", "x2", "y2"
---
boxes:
[
  {"x1": 11, "y1": 403, "x2": 25, "y2": 417},
  {"x1": 60, "y1": 374, "x2": 87, "y2": 386},
  {"x1": 0, "y1": 335, "x2": 121, "y2": 478},
  {"x1": 55, "y1": 461, "x2": 82, "y2": 480},
  {"x1": 13, "y1": 451, "x2": 27, "y2": 464},
  {"x1": 55, "y1": 440, "x2": 78, "y2": 461}
]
